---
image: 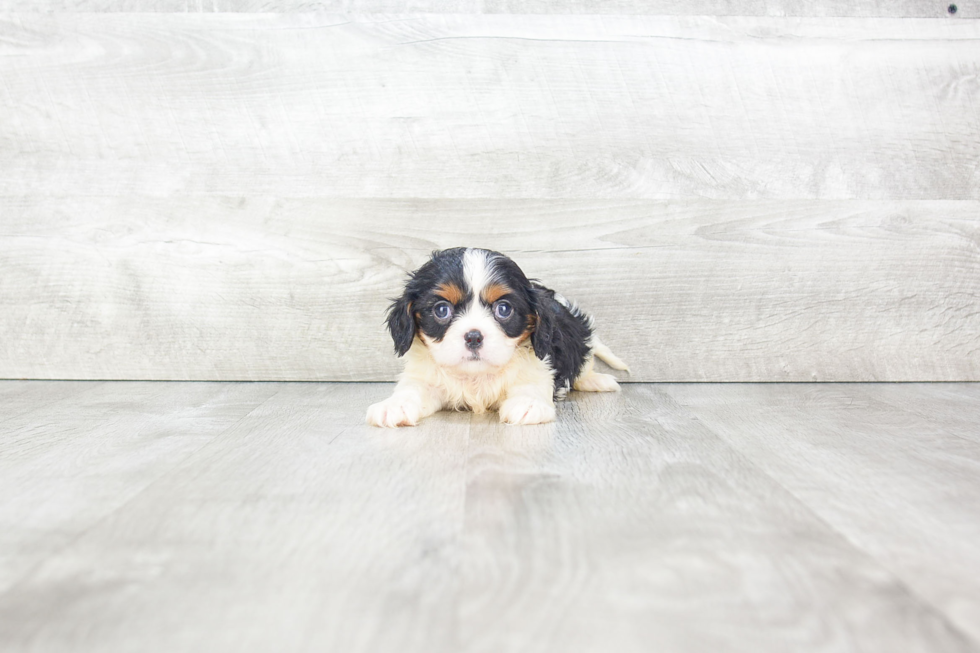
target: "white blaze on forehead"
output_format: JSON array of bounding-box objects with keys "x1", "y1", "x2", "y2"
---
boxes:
[
  {"x1": 462, "y1": 248, "x2": 496, "y2": 310},
  {"x1": 423, "y1": 248, "x2": 522, "y2": 371}
]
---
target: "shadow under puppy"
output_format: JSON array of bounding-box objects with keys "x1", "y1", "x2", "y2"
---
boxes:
[{"x1": 367, "y1": 247, "x2": 629, "y2": 427}]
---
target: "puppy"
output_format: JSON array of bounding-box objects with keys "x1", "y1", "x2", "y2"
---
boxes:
[{"x1": 366, "y1": 247, "x2": 629, "y2": 427}]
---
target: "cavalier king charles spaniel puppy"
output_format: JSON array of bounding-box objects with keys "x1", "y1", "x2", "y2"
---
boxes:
[{"x1": 366, "y1": 247, "x2": 629, "y2": 427}]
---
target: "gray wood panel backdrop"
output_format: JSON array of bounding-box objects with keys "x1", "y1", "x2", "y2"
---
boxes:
[{"x1": 1, "y1": 2, "x2": 978, "y2": 382}]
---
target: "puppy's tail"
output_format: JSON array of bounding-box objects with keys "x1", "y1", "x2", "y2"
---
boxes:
[{"x1": 591, "y1": 336, "x2": 631, "y2": 374}]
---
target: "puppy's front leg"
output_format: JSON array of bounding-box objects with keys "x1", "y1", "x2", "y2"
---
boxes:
[
  {"x1": 499, "y1": 382, "x2": 556, "y2": 426},
  {"x1": 366, "y1": 380, "x2": 444, "y2": 428}
]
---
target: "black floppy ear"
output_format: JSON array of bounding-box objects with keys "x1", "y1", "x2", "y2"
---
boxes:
[
  {"x1": 530, "y1": 287, "x2": 556, "y2": 362},
  {"x1": 385, "y1": 294, "x2": 416, "y2": 357}
]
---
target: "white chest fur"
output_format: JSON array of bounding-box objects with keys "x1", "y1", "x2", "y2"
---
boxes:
[{"x1": 401, "y1": 338, "x2": 554, "y2": 414}]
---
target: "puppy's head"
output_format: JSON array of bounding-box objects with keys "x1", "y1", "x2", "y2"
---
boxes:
[{"x1": 386, "y1": 248, "x2": 544, "y2": 373}]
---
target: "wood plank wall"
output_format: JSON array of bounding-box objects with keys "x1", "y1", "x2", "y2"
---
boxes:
[{"x1": 1, "y1": 3, "x2": 978, "y2": 381}]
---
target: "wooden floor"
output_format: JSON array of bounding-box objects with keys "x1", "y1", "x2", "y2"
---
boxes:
[{"x1": 1, "y1": 382, "x2": 979, "y2": 653}]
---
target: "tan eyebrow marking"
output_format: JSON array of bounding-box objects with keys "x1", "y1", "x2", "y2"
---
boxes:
[
  {"x1": 435, "y1": 283, "x2": 464, "y2": 305},
  {"x1": 481, "y1": 283, "x2": 511, "y2": 304}
]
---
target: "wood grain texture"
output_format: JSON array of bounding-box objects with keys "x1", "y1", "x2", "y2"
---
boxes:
[
  {"x1": 2, "y1": 12, "x2": 979, "y2": 382},
  {"x1": 0, "y1": 381, "x2": 101, "y2": 423},
  {"x1": 0, "y1": 382, "x2": 470, "y2": 653},
  {"x1": 0, "y1": 381, "x2": 280, "y2": 593},
  {"x1": 2, "y1": 197, "x2": 977, "y2": 381},
  {"x1": 2, "y1": 382, "x2": 980, "y2": 652},
  {"x1": 459, "y1": 385, "x2": 980, "y2": 652},
  {"x1": 866, "y1": 383, "x2": 980, "y2": 443},
  {"x1": 662, "y1": 382, "x2": 980, "y2": 644},
  {"x1": 1, "y1": 1, "x2": 977, "y2": 17},
  {"x1": 1, "y1": 14, "x2": 978, "y2": 200}
]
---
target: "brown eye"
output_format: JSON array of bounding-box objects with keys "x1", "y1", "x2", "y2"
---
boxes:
[
  {"x1": 433, "y1": 301, "x2": 453, "y2": 324},
  {"x1": 493, "y1": 301, "x2": 513, "y2": 320}
]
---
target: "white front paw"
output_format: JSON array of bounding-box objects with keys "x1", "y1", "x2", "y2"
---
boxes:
[
  {"x1": 366, "y1": 396, "x2": 423, "y2": 428},
  {"x1": 499, "y1": 396, "x2": 556, "y2": 425}
]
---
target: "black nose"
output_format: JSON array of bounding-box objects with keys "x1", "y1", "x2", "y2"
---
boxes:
[{"x1": 464, "y1": 330, "x2": 483, "y2": 350}]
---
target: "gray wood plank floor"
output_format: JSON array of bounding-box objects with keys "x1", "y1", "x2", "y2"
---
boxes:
[{"x1": 1, "y1": 381, "x2": 978, "y2": 653}]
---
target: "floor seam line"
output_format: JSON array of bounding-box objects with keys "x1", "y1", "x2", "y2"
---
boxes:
[
  {"x1": 0, "y1": 382, "x2": 287, "y2": 603},
  {"x1": 656, "y1": 385, "x2": 980, "y2": 651}
]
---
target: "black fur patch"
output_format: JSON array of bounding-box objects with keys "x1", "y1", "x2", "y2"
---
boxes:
[
  {"x1": 529, "y1": 283, "x2": 593, "y2": 395},
  {"x1": 385, "y1": 248, "x2": 468, "y2": 355},
  {"x1": 476, "y1": 251, "x2": 536, "y2": 341},
  {"x1": 386, "y1": 248, "x2": 594, "y2": 398}
]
